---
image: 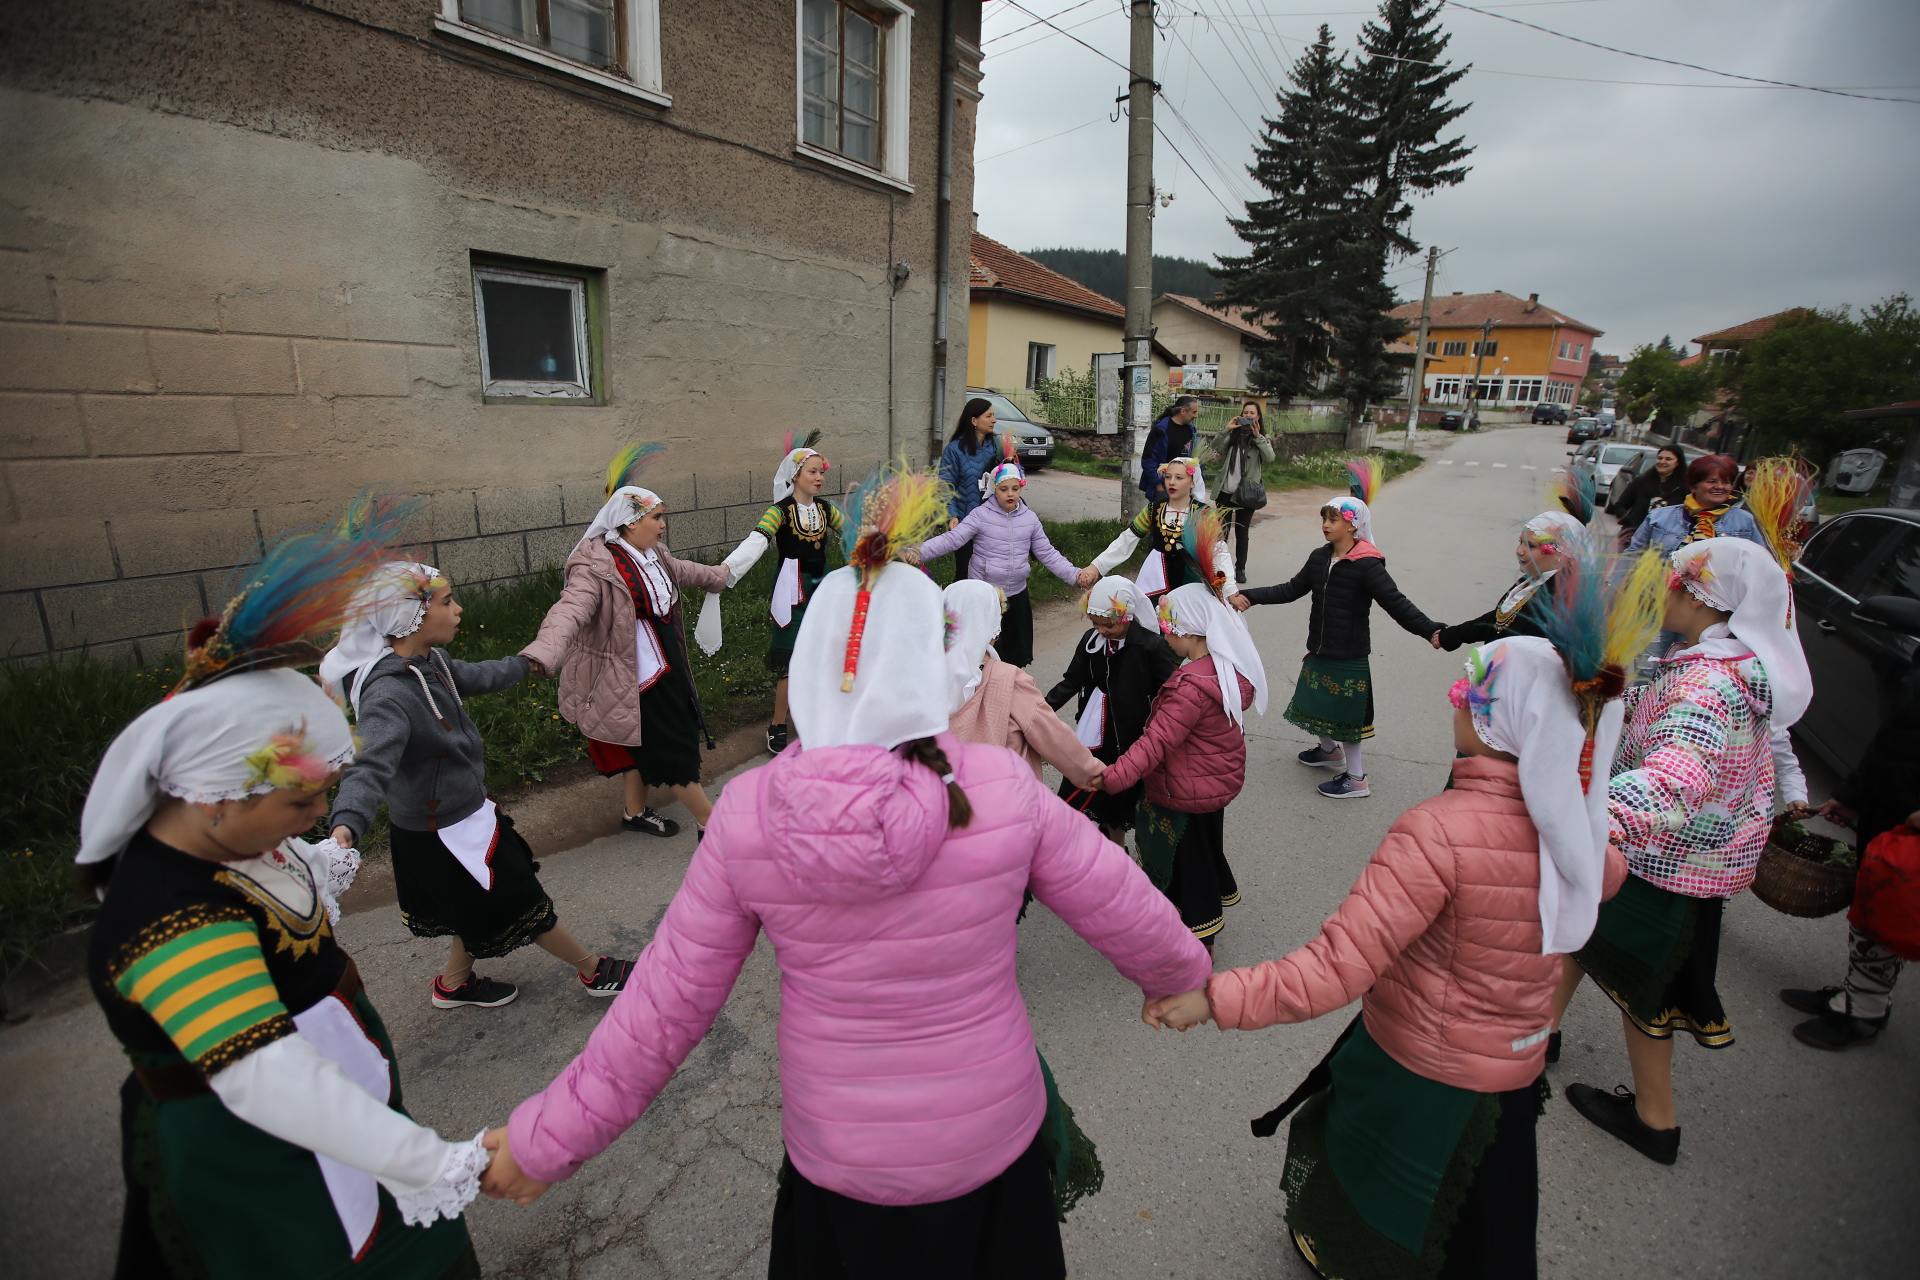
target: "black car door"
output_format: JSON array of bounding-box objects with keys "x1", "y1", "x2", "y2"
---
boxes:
[{"x1": 1794, "y1": 514, "x2": 1908, "y2": 773}]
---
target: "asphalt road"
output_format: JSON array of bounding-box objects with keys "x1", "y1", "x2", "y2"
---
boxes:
[{"x1": 4, "y1": 426, "x2": 1913, "y2": 1278}]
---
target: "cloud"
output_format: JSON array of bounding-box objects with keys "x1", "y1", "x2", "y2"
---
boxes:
[{"x1": 973, "y1": 0, "x2": 1920, "y2": 352}]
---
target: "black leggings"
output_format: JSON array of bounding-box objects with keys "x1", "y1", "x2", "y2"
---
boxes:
[{"x1": 1221, "y1": 504, "x2": 1254, "y2": 580}]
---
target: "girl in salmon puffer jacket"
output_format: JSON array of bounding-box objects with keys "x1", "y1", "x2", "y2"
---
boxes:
[
  {"x1": 1148, "y1": 637, "x2": 1630, "y2": 1280},
  {"x1": 1101, "y1": 582, "x2": 1268, "y2": 948},
  {"x1": 479, "y1": 480, "x2": 1212, "y2": 1280}
]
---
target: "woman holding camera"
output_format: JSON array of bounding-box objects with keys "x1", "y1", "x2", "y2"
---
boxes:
[{"x1": 1206, "y1": 400, "x2": 1274, "y2": 584}]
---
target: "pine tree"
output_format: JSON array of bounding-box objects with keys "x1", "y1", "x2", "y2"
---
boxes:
[{"x1": 1214, "y1": 27, "x2": 1352, "y2": 401}]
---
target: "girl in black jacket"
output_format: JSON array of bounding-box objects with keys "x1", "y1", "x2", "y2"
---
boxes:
[
  {"x1": 1611, "y1": 444, "x2": 1687, "y2": 545},
  {"x1": 1231, "y1": 496, "x2": 1443, "y2": 799}
]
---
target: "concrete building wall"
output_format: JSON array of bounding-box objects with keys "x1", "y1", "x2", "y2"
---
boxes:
[
  {"x1": 1150, "y1": 304, "x2": 1253, "y2": 391},
  {"x1": 0, "y1": 0, "x2": 982, "y2": 664},
  {"x1": 967, "y1": 297, "x2": 1170, "y2": 394}
]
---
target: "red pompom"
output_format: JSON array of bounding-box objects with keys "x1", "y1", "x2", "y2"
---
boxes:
[{"x1": 185, "y1": 616, "x2": 221, "y2": 651}]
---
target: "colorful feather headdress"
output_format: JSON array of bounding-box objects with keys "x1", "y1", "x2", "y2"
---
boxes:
[
  {"x1": 838, "y1": 463, "x2": 950, "y2": 692},
  {"x1": 1549, "y1": 467, "x2": 1597, "y2": 527},
  {"x1": 986, "y1": 433, "x2": 1025, "y2": 490},
  {"x1": 175, "y1": 493, "x2": 423, "y2": 695},
  {"x1": 1346, "y1": 456, "x2": 1383, "y2": 506},
  {"x1": 1534, "y1": 541, "x2": 1666, "y2": 790},
  {"x1": 783, "y1": 428, "x2": 827, "y2": 466},
  {"x1": 1744, "y1": 455, "x2": 1816, "y2": 579},
  {"x1": 1178, "y1": 506, "x2": 1229, "y2": 599},
  {"x1": 605, "y1": 441, "x2": 667, "y2": 499}
]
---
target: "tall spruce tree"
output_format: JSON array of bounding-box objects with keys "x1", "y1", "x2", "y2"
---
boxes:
[{"x1": 1214, "y1": 27, "x2": 1353, "y2": 402}]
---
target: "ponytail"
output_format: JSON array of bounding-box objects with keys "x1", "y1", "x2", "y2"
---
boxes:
[{"x1": 899, "y1": 736, "x2": 973, "y2": 828}]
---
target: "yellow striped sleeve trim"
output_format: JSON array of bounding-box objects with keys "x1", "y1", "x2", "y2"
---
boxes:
[
  {"x1": 149, "y1": 952, "x2": 272, "y2": 1026},
  {"x1": 118, "y1": 923, "x2": 258, "y2": 1005},
  {"x1": 755, "y1": 506, "x2": 783, "y2": 537},
  {"x1": 173, "y1": 986, "x2": 285, "y2": 1058}
]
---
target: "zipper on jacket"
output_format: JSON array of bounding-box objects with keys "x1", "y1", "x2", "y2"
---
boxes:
[{"x1": 1311, "y1": 550, "x2": 1335, "y2": 653}]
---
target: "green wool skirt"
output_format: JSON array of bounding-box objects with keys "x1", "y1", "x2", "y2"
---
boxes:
[
  {"x1": 1572, "y1": 873, "x2": 1732, "y2": 1047},
  {"x1": 1284, "y1": 655, "x2": 1376, "y2": 742},
  {"x1": 764, "y1": 570, "x2": 827, "y2": 676},
  {"x1": 1283, "y1": 1023, "x2": 1542, "y2": 1280},
  {"x1": 116, "y1": 991, "x2": 476, "y2": 1280}
]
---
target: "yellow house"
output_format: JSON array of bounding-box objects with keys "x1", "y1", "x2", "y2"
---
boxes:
[
  {"x1": 967, "y1": 233, "x2": 1173, "y2": 391},
  {"x1": 1386, "y1": 290, "x2": 1602, "y2": 408}
]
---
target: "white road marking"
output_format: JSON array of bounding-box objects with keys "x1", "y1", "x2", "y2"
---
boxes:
[
  {"x1": 1521, "y1": 465, "x2": 1537, "y2": 470},
  {"x1": 1492, "y1": 463, "x2": 1508, "y2": 468},
  {"x1": 1464, "y1": 461, "x2": 1480, "y2": 467},
  {"x1": 1438, "y1": 459, "x2": 1455, "y2": 465}
]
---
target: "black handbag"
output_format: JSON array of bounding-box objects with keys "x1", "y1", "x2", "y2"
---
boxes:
[{"x1": 1226, "y1": 431, "x2": 1268, "y2": 510}]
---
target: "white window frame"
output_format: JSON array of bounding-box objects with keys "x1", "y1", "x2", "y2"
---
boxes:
[
  {"x1": 1026, "y1": 342, "x2": 1056, "y2": 389},
  {"x1": 472, "y1": 265, "x2": 594, "y2": 399},
  {"x1": 435, "y1": 0, "x2": 669, "y2": 107},
  {"x1": 795, "y1": 0, "x2": 915, "y2": 191}
]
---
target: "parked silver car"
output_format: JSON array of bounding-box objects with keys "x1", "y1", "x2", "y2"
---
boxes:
[
  {"x1": 967, "y1": 390, "x2": 1055, "y2": 471},
  {"x1": 1568, "y1": 441, "x2": 1654, "y2": 493}
]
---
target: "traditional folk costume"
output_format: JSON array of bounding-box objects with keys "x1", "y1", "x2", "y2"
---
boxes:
[
  {"x1": 1047, "y1": 576, "x2": 1181, "y2": 830},
  {"x1": 82, "y1": 528, "x2": 484, "y2": 1279},
  {"x1": 716, "y1": 434, "x2": 844, "y2": 753},
  {"x1": 1242, "y1": 487, "x2": 1443, "y2": 797},
  {"x1": 1211, "y1": 637, "x2": 1628, "y2": 1280},
  {"x1": 915, "y1": 442, "x2": 1081, "y2": 668},
  {"x1": 1102, "y1": 583, "x2": 1268, "y2": 943},
  {"x1": 941, "y1": 579, "x2": 1103, "y2": 790},
  {"x1": 501, "y1": 471, "x2": 1212, "y2": 1277},
  {"x1": 1437, "y1": 492, "x2": 1594, "y2": 653},
  {"x1": 523, "y1": 453, "x2": 728, "y2": 823},
  {"x1": 1570, "y1": 539, "x2": 1812, "y2": 1098},
  {"x1": 323, "y1": 563, "x2": 628, "y2": 1002},
  {"x1": 1087, "y1": 458, "x2": 1236, "y2": 601}
]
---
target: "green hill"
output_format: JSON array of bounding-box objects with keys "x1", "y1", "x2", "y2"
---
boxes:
[{"x1": 1023, "y1": 248, "x2": 1221, "y2": 305}]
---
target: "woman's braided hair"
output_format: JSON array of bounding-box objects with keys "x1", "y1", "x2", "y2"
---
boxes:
[{"x1": 898, "y1": 737, "x2": 973, "y2": 828}]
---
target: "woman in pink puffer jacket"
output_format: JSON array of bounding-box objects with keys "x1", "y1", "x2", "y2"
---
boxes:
[
  {"x1": 1102, "y1": 583, "x2": 1267, "y2": 946},
  {"x1": 1148, "y1": 637, "x2": 1628, "y2": 1280},
  {"x1": 484, "y1": 555, "x2": 1211, "y2": 1279}
]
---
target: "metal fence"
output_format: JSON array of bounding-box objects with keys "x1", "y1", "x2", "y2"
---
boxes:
[{"x1": 1001, "y1": 381, "x2": 1349, "y2": 438}]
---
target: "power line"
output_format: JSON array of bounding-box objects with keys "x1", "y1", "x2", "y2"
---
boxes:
[
  {"x1": 1448, "y1": 1, "x2": 1920, "y2": 104},
  {"x1": 997, "y1": 0, "x2": 1132, "y2": 74},
  {"x1": 976, "y1": 116, "x2": 1106, "y2": 162},
  {"x1": 982, "y1": 0, "x2": 1106, "y2": 45},
  {"x1": 1153, "y1": 121, "x2": 1243, "y2": 217}
]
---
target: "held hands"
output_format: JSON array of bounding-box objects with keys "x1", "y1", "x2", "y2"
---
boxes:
[
  {"x1": 1228, "y1": 592, "x2": 1251, "y2": 612},
  {"x1": 1142, "y1": 988, "x2": 1213, "y2": 1032},
  {"x1": 480, "y1": 1128, "x2": 551, "y2": 1205},
  {"x1": 1076, "y1": 565, "x2": 1100, "y2": 588},
  {"x1": 1430, "y1": 630, "x2": 1443, "y2": 649},
  {"x1": 1815, "y1": 798, "x2": 1860, "y2": 829},
  {"x1": 524, "y1": 656, "x2": 549, "y2": 679},
  {"x1": 329, "y1": 826, "x2": 355, "y2": 850},
  {"x1": 1084, "y1": 771, "x2": 1105, "y2": 794},
  {"x1": 1782, "y1": 801, "x2": 1818, "y2": 821},
  {"x1": 948, "y1": 517, "x2": 960, "y2": 531}
]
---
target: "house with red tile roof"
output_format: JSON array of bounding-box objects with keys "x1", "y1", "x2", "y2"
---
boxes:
[
  {"x1": 1693, "y1": 309, "x2": 1808, "y2": 363},
  {"x1": 1151, "y1": 293, "x2": 1270, "y2": 392},
  {"x1": 967, "y1": 233, "x2": 1174, "y2": 390},
  {"x1": 1387, "y1": 290, "x2": 1602, "y2": 410}
]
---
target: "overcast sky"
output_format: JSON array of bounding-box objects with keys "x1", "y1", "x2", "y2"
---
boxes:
[{"x1": 972, "y1": 0, "x2": 1920, "y2": 354}]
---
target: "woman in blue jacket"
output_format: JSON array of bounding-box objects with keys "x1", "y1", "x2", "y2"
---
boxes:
[
  {"x1": 1625, "y1": 453, "x2": 1768, "y2": 556},
  {"x1": 937, "y1": 398, "x2": 1002, "y2": 582}
]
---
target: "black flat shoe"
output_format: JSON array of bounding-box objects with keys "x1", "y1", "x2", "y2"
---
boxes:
[
  {"x1": 1545, "y1": 1030, "x2": 1562, "y2": 1064},
  {"x1": 1779, "y1": 986, "x2": 1843, "y2": 1017},
  {"x1": 1566, "y1": 1082, "x2": 1680, "y2": 1165},
  {"x1": 767, "y1": 722, "x2": 790, "y2": 754},
  {"x1": 621, "y1": 808, "x2": 680, "y2": 837},
  {"x1": 1793, "y1": 1010, "x2": 1886, "y2": 1051}
]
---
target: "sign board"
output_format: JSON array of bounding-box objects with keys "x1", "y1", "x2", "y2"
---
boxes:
[
  {"x1": 1093, "y1": 352, "x2": 1121, "y2": 435},
  {"x1": 1179, "y1": 363, "x2": 1218, "y2": 391}
]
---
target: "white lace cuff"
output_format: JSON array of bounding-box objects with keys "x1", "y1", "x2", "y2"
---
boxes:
[
  {"x1": 309, "y1": 837, "x2": 361, "y2": 927},
  {"x1": 385, "y1": 1131, "x2": 489, "y2": 1228}
]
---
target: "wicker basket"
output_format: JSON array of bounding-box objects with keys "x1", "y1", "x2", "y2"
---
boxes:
[{"x1": 1751, "y1": 827, "x2": 1856, "y2": 919}]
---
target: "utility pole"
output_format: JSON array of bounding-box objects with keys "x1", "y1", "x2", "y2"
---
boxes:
[
  {"x1": 1118, "y1": 0, "x2": 1156, "y2": 522},
  {"x1": 1466, "y1": 317, "x2": 1493, "y2": 431},
  {"x1": 1403, "y1": 245, "x2": 1439, "y2": 445}
]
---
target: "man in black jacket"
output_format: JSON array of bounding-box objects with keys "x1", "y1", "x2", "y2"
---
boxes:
[
  {"x1": 1047, "y1": 576, "x2": 1181, "y2": 843},
  {"x1": 1140, "y1": 397, "x2": 1201, "y2": 502},
  {"x1": 1231, "y1": 502, "x2": 1444, "y2": 798}
]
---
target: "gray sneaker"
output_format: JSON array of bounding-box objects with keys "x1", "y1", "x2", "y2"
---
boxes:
[
  {"x1": 1297, "y1": 745, "x2": 1346, "y2": 769},
  {"x1": 1317, "y1": 773, "x2": 1371, "y2": 799}
]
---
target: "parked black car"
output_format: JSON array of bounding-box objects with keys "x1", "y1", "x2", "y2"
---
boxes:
[
  {"x1": 1566, "y1": 417, "x2": 1600, "y2": 445},
  {"x1": 1792, "y1": 507, "x2": 1920, "y2": 775},
  {"x1": 1531, "y1": 402, "x2": 1568, "y2": 425},
  {"x1": 965, "y1": 389, "x2": 1055, "y2": 471},
  {"x1": 1437, "y1": 410, "x2": 1467, "y2": 431}
]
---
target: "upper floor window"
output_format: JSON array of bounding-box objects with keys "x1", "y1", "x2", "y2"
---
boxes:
[
  {"x1": 1441, "y1": 340, "x2": 1467, "y2": 357},
  {"x1": 1472, "y1": 340, "x2": 1498, "y2": 357},
  {"x1": 436, "y1": 0, "x2": 667, "y2": 106},
  {"x1": 795, "y1": 0, "x2": 914, "y2": 188}
]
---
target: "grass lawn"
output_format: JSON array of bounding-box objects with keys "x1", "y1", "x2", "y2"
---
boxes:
[
  {"x1": 0, "y1": 514, "x2": 1139, "y2": 976},
  {"x1": 1817, "y1": 483, "x2": 1895, "y2": 517}
]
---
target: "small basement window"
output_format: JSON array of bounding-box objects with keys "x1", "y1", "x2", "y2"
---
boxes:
[{"x1": 472, "y1": 262, "x2": 597, "y2": 400}]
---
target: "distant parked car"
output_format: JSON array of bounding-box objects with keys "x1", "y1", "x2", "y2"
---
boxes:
[
  {"x1": 1437, "y1": 410, "x2": 1467, "y2": 431},
  {"x1": 967, "y1": 389, "x2": 1055, "y2": 471},
  {"x1": 1606, "y1": 448, "x2": 1658, "y2": 513},
  {"x1": 1791, "y1": 507, "x2": 1920, "y2": 775},
  {"x1": 1569, "y1": 442, "x2": 1654, "y2": 494},
  {"x1": 1531, "y1": 402, "x2": 1568, "y2": 425},
  {"x1": 1567, "y1": 417, "x2": 1600, "y2": 445}
]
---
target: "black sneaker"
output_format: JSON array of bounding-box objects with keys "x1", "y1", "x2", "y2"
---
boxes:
[
  {"x1": 432, "y1": 974, "x2": 518, "y2": 1010},
  {"x1": 1793, "y1": 1010, "x2": 1887, "y2": 1051},
  {"x1": 1545, "y1": 1030, "x2": 1562, "y2": 1064},
  {"x1": 1297, "y1": 745, "x2": 1345, "y2": 769},
  {"x1": 767, "y1": 722, "x2": 790, "y2": 754},
  {"x1": 581, "y1": 956, "x2": 635, "y2": 997},
  {"x1": 621, "y1": 808, "x2": 680, "y2": 837},
  {"x1": 1566, "y1": 1082, "x2": 1679, "y2": 1165},
  {"x1": 1779, "y1": 985, "x2": 1845, "y2": 1017}
]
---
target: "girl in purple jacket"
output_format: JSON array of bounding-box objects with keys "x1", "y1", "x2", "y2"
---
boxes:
[
  {"x1": 478, "y1": 496, "x2": 1211, "y2": 1278},
  {"x1": 912, "y1": 442, "x2": 1086, "y2": 668}
]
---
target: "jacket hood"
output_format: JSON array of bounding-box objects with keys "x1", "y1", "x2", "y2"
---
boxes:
[
  {"x1": 1338, "y1": 539, "x2": 1385, "y2": 563},
  {"x1": 762, "y1": 739, "x2": 951, "y2": 904}
]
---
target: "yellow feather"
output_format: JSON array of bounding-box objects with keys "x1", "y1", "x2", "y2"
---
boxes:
[{"x1": 1603, "y1": 549, "x2": 1667, "y2": 674}]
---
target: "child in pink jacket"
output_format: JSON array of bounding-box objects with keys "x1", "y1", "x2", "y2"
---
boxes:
[
  {"x1": 942, "y1": 579, "x2": 1103, "y2": 790},
  {"x1": 1148, "y1": 637, "x2": 1628, "y2": 1280},
  {"x1": 1102, "y1": 583, "x2": 1267, "y2": 946},
  {"x1": 483, "y1": 554, "x2": 1211, "y2": 1279}
]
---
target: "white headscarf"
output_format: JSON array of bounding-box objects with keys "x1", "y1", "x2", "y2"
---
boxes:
[
  {"x1": 1163, "y1": 455, "x2": 1209, "y2": 505},
  {"x1": 790, "y1": 563, "x2": 952, "y2": 751},
  {"x1": 1463, "y1": 637, "x2": 1625, "y2": 955},
  {"x1": 576, "y1": 486, "x2": 663, "y2": 555},
  {"x1": 1327, "y1": 496, "x2": 1374, "y2": 547},
  {"x1": 1523, "y1": 509, "x2": 1592, "y2": 555},
  {"x1": 942, "y1": 579, "x2": 1004, "y2": 713},
  {"x1": 318, "y1": 561, "x2": 446, "y2": 715},
  {"x1": 77, "y1": 669, "x2": 356, "y2": 865},
  {"x1": 1085, "y1": 575, "x2": 1156, "y2": 624},
  {"x1": 1668, "y1": 538, "x2": 1812, "y2": 729},
  {"x1": 1157, "y1": 582, "x2": 1268, "y2": 727},
  {"x1": 774, "y1": 448, "x2": 824, "y2": 502}
]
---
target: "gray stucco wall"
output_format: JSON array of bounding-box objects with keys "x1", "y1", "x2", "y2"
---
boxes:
[{"x1": 0, "y1": 0, "x2": 981, "y2": 664}]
